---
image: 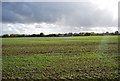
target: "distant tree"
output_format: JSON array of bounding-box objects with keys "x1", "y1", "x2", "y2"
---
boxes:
[
  {"x1": 40, "y1": 33, "x2": 44, "y2": 37},
  {"x1": 73, "y1": 33, "x2": 79, "y2": 36},
  {"x1": 109, "y1": 32, "x2": 115, "y2": 35},
  {"x1": 90, "y1": 32, "x2": 95, "y2": 36},
  {"x1": 51, "y1": 34, "x2": 57, "y2": 37},
  {"x1": 2, "y1": 31, "x2": 120, "y2": 38},
  {"x1": 31, "y1": 34, "x2": 37, "y2": 37},
  {"x1": 68, "y1": 32, "x2": 73, "y2": 36},
  {"x1": 57, "y1": 33, "x2": 64, "y2": 37},
  {"x1": 79, "y1": 32, "x2": 84, "y2": 36},
  {"x1": 115, "y1": 31, "x2": 119, "y2": 35},
  {"x1": 20, "y1": 34, "x2": 25, "y2": 37},
  {"x1": 2, "y1": 34, "x2": 9, "y2": 37},
  {"x1": 10, "y1": 34, "x2": 17, "y2": 37},
  {"x1": 64, "y1": 33, "x2": 68, "y2": 37},
  {"x1": 84, "y1": 33, "x2": 91, "y2": 36},
  {"x1": 105, "y1": 32, "x2": 109, "y2": 36}
]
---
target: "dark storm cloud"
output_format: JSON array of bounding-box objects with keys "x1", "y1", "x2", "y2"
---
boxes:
[{"x1": 2, "y1": 2, "x2": 117, "y2": 27}]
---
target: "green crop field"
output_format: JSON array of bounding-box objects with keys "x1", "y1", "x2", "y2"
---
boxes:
[{"x1": 2, "y1": 36, "x2": 120, "y2": 80}]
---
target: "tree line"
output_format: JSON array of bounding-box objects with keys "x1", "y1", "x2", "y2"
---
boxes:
[{"x1": 1, "y1": 31, "x2": 119, "y2": 38}]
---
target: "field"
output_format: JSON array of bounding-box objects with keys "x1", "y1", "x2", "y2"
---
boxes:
[{"x1": 2, "y1": 36, "x2": 120, "y2": 80}]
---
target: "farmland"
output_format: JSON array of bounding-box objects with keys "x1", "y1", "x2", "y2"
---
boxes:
[{"x1": 2, "y1": 36, "x2": 120, "y2": 80}]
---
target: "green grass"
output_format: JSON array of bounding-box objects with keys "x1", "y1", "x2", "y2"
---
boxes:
[{"x1": 2, "y1": 36, "x2": 120, "y2": 79}]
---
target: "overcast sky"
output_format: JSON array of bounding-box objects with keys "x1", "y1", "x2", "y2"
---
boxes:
[{"x1": 1, "y1": 0, "x2": 119, "y2": 34}]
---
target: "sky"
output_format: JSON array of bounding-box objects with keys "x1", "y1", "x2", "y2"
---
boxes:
[{"x1": 1, "y1": 0, "x2": 119, "y2": 35}]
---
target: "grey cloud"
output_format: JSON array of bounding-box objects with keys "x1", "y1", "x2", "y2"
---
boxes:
[
  {"x1": 2, "y1": 2, "x2": 117, "y2": 27},
  {"x1": 35, "y1": 25, "x2": 42, "y2": 28},
  {"x1": 2, "y1": 24, "x2": 20, "y2": 34},
  {"x1": 118, "y1": 1, "x2": 120, "y2": 32}
]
